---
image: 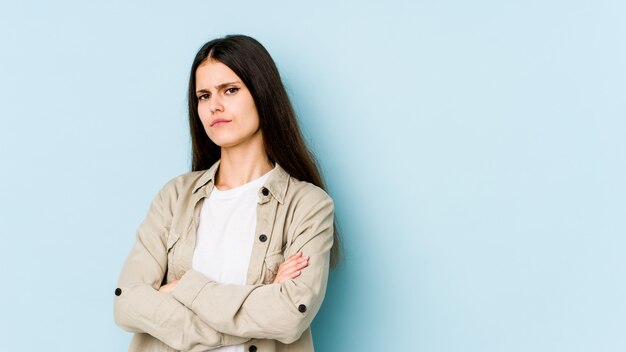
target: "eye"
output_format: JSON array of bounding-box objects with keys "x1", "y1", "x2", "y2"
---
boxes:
[
  {"x1": 225, "y1": 87, "x2": 239, "y2": 94},
  {"x1": 197, "y1": 93, "x2": 209, "y2": 100}
]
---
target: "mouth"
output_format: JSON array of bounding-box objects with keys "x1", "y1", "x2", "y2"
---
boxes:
[{"x1": 211, "y1": 119, "x2": 231, "y2": 127}]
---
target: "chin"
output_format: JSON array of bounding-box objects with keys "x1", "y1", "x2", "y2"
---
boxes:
[{"x1": 209, "y1": 136, "x2": 241, "y2": 149}]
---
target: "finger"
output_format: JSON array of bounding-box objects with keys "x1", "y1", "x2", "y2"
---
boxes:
[
  {"x1": 286, "y1": 251, "x2": 302, "y2": 261},
  {"x1": 283, "y1": 251, "x2": 303, "y2": 265},
  {"x1": 291, "y1": 257, "x2": 309, "y2": 271},
  {"x1": 276, "y1": 253, "x2": 301, "y2": 272},
  {"x1": 276, "y1": 255, "x2": 306, "y2": 273},
  {"x1": 274, "y1": 253, "x2": 306, "y2": 280},
  {"x1": 283, "y1": 270, "x2": 301, "y2": 282},
  {"x1": 290, "y1": 270, "x2": 302, "y2": 278},
  {"x1": 277, "y1": 256, "x2": 308, "y2": 276},
  {"x1": 281, "y1": 254, "x2": 301, "y2": 267},
  {"x1": 276, "y1": 263, "x2": 306, "y2": 281},
  {"x1": 275, "y1": 270, "x2": 301, "y2": 284},
  {"x1": 296, "y1": 258, "x2": 309, "y2": 269}
]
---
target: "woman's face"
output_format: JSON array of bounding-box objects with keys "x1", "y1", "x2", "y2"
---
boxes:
[{"x1": 195, "y1": 59, "x2": 262, "y2": 149}]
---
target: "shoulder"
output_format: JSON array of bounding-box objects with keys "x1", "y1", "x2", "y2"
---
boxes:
[
  {"x1": 285, "y1": 176, "x2": 334, "y2": 213},
  {"x1": 283, "y1": 177, "x2": 335, "y2": 240},
  {"x1": 155, "y1": 169, "x2": 208, "y2": 201}
]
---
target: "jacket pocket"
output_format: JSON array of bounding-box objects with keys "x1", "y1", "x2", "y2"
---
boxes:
[{"x1": 263, "y1": 250, "x2": 284, "y2": 284}]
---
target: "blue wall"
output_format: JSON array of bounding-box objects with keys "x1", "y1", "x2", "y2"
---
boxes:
[{"x1": 1, "y1": 1, "x2": 624, "y2": 351}]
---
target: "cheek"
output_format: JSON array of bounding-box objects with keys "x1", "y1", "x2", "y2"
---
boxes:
[
  {"x1": 243, "y1": 100, "x2": 260, "y2": 127},
  {"x1": 197, "y1": 104, "x2": 211, "y2": 125},
  {"x1": 197, "y1": 102, "x2": 208, "y2": 115}
]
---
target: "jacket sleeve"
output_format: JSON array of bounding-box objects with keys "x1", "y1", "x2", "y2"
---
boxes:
[
  {"x1": 113, "y1": 184, "x2": 249, "y2": 351},
  {"x1": 171, "y1": 188, "x2": 335, "y2": 344}
]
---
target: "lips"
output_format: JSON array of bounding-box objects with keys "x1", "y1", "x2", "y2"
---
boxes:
[{"x1": 211, "y1": 118, "x2": 231, "y2": 127}]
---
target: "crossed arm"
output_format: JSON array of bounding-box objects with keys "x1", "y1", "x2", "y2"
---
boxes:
[
  {"x1": 113, "y1": 187, "x2": 247, "y2": 351},
  {"x1": 114, "y1": 184, "x2": 333, "y2": 350},
  {"x1": 159, "y1": 251, "x2": 309, "y2": 294}
]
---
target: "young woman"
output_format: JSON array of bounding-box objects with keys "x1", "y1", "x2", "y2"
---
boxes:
[{"x1": 114, "y1": 34, "x2": 341, "y2": 352}]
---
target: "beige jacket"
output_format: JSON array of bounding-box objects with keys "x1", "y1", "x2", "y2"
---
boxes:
[{"x1": 113, "y1": 159, "x2": 335, "y2": 352}]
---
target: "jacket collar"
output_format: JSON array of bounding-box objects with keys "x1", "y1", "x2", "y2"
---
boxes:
[{"x1": 192, "y1": 159, "x2": 289, "y2": 204}]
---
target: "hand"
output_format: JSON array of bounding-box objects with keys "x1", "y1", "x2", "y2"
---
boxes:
[
  {"x1": 158, "y1": 279, "x2": 180, "y2": 294},
  {"x1": 272, "y1": 251, "x2": 309, "y2": 284}
]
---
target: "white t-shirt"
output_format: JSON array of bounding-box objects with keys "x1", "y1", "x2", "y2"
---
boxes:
[{"x1": 192, "y1": 166, "x2": 275, "y2": 352}]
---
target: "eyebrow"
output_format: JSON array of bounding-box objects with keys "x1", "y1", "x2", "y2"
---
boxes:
[{"x1": 196, "y1": 81, "x2": 242, "y2": 95}]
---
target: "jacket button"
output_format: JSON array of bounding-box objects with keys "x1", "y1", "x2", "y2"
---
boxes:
[
  {"x1": 249, "y1": 345, "x2": 257, "y2": 352},
  {"x1": 259, "y1": 234, "x2": 267, "y2": 242},
  {"x1": 298, "y1": 304, "x2": 307, "y2": 313},
  {"x1": 261, "y1": 187, "x2": 269, "y2": 196},
  {"x1": 115, "y1": 288, "x2": 122, "y2": 296}
]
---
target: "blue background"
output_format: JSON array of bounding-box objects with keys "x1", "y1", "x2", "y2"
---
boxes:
[{"x1": 1, "y1": 1, "x2": 624, "y2": 351}]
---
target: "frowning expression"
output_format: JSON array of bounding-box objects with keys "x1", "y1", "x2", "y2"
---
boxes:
[{"x1": 195, "y1": 59, "x2": 263, "y2": 149}]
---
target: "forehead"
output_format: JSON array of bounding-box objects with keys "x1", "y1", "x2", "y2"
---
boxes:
[{"x1": 195, "y1": 59, "x2": 240, "y2": 87}]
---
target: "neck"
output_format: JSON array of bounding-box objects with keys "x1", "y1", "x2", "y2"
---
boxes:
[{"x1": 216, "y1": 139, "x2": 273, "y2": 191}]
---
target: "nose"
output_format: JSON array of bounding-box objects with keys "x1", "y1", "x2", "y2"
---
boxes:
[{"x1": 209, "y1": 95, "x2": 224, "y2": 114}]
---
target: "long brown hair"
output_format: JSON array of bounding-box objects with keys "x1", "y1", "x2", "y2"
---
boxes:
[{"x1": 187, "y1": 34, "x2": 342, "y2": 268}]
